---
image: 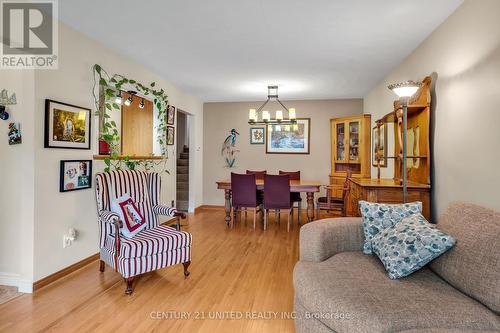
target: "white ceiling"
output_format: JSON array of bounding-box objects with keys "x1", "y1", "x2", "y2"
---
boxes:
[{"x1": 59, "y1": 0, "x2": 463, "y2": 102}]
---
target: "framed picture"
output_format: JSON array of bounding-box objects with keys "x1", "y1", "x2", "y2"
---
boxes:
[
  {"x1": 266, "y1": 118, "x2": 310, "y2": 154},
  {"x1": 167, "y1": 105, "x2": 175, "y2": 125},
  {"x1": 372, "y1": 124, "x2": 387, "y2": 167},
  {"x1": 60, "y1": 160, "x2": 92, "y2": 192},
  {"x1": 250, "y1": 127, "x2": 265, "y2": 144},
  {"x1": 166, "y1": 126, "x2": 175, "y2": 145},
  {"x1": 8, "y1": 122, "x2": 22, "y2": 145},
  {"x1": 45, "y1": 99, "x2": 91, "y2": 149}
]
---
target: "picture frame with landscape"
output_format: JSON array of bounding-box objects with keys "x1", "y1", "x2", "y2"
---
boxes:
[
  {"x1": 266, "y1": 118, "x2": 310, "y2": 154},
  {"x1": 44, "y1": 99, "x2": 91, "y2": 149}
]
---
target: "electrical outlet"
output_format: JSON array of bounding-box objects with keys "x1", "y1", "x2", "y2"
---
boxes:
[{"x1": 63, "y1": 235, "x2": 72, "y2": 248}]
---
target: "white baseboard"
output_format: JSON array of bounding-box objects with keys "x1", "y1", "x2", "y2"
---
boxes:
[{"x1": 0, "y1": 272, "x2": 33, "y2": 294}]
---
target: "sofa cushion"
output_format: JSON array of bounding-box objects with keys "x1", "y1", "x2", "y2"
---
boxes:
[
  {"x1": 359, "y1": 201, "x2": 422, "y2": 254},
  {"x1": 293, "y1": 252, "x2": 500, "y2": 333},
  {"x1": 430, "y1": 202, "x2": 500, "y2": 314},
  {"x1": 372, "y1": 213, "x2": 456, "y2": 279}
]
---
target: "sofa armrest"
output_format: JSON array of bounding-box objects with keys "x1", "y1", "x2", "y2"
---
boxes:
[{"x1": 299, "y1": 217, "x2": 364, "y2": 262}]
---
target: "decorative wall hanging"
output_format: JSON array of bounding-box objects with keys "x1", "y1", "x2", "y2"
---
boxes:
[
  {"x1": 250, "y1": 127, "x2": 265, "y2": 144},
  {"x1": 372, "y1": 124, "x2": 387, "y2": 167},
  {"x1": 8, "y1": 122, "x2": 22, "y2": 145},
  {"x1": 167, "y1": 105, "x2": 175, "y2": 125},
  {"x1": 44, "y1": 99, "x2": 91, "y2": 149},
  {"x1": 266, "y1": 118, "x2": 310, "y2": 154},
  {"x1": 221, "y1": 128, "x2": 239, "y2": 168},
  {"x1": 0, "y1": 89, "x2": 17, "y2": 121},
  {"x1": 92, "y1": 64, "x2": 170, "y2": 173},
  {"x1": 60, "y1": 160, "x2": 93, "y2": 192},
  {"x1": 166, "y1": 126, "x2": 175, "y2": 145}
]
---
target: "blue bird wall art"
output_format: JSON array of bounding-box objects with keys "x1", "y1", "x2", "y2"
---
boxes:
[{"x1": 221, "y1": 128, "x2": 239, "y2": 168}]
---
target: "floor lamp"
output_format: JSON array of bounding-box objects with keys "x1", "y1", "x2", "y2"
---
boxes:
[{"x1": 388, "y1": 81, "x2": 421, "y2": 203}]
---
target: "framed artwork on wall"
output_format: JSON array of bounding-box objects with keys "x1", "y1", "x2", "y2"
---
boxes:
[
  {"x1": 266, "y1": 118, "x2": 310, "y2": 154},
  {"x1": 372, "y1": 124, "x2": 388, "y2": 167},
  {"x1": 44, "y1": 99, "x2": 91, "y2": 149},
  {"x1": 166, "y1": 126, "x2": 175, "y2": 145},
  {"x1": 167, "y1": 105, "x2": 175, "y2": 125},
  {"x1": 60, "y1": 160, "x2": 92, "y2": 192},
  {"x1": 8, "y1": 122, "x2": 22, "y2": 145},
  {"x1": 250, "y1": 127, "x2": 265, "y2": 144}
]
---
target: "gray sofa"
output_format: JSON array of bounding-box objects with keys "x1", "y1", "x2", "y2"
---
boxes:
[{"x1": 293, "y1": 202, "x2": 500, "y2": 333}]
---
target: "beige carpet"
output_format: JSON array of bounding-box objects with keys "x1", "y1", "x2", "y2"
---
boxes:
[{"x1": 0, "y1": 286, "x2": 22, "y2": 305}]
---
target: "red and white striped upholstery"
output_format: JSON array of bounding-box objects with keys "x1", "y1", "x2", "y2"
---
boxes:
[{"x1": 95, "y1": 170, "x2": 191, "y2": 278}]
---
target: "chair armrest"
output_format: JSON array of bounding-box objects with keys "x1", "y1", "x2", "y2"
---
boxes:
[
  {"x1": 99, "y1": 210, "x2": 122, "y2": 236},
  {"x1": 99, "y1": 210, "x2": 120, "y2": 224},
  {"x1": 153, "y1": 205, "x2": 186, "y2": 219},
  {"x1": 299, "y1": 217, "x2": 364, "y2": 262}
]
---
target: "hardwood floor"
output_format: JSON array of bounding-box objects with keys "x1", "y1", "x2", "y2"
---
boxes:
[{"x1": 0, "y1": 208, "x2": 303, "y2": 333}]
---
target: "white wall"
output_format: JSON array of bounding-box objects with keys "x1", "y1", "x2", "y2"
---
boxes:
[
  {"x1": 0, "y1": 70, "x2": 35, "y2": 292},
  {"x1": 203, "y1": 99, "x2": 363, "y2": 205},
  {"x1": 2, "y1": 20, "x2": 203, "y2": 284},
  {"x1": 364, "y1": 0, "x2": 500, "y2": 219}
]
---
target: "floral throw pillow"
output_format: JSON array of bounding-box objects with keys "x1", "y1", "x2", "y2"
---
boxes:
[
  {"x1": 359, "y1": 201, "x2": 422, "y2": 254},
  {"x1": 371, "y1": 213, "x2": 456, "y2": 279}
]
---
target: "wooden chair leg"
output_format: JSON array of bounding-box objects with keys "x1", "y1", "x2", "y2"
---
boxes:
[
  {"x1": 125, "y1": 277, "x2": 135, "y2": 295},
  {"x1": 287, "y1": 209, "x2": 291, "y2": 232},
  {"x1": 230, "y1": 207, "x2": 234, "y2": 227},
  {"x1": 183, "y1": 261, "x2": 191, "y2": 278},
  {"x1": 298, "y1": 203, "x2": 302, "y2": 225},
  {"x1": 245, "y1": 208, "x2": 248, "y2": 223},
  {"x1": 253, "y1": 207, "x2": 257, "y2": 230},
  {"x1": 99, "y1": 260, "x2": 105, "y2": 272},
  {"x1": 264, "y1": 209, "x2": 268, "y2": 230}
]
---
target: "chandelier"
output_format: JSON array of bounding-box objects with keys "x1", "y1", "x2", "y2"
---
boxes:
[{"x1": 248, "y1": 85, "x2": 297, "y2": 125}]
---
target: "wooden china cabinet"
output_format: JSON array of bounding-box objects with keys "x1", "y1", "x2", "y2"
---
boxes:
[{"x1": 329, "y1": 114, "x2": 371, "y2": 198}]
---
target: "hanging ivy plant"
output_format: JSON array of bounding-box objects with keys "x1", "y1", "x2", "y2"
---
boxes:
[{"x1": 92, "y1": 64, "x2": 170, "y2": 173}]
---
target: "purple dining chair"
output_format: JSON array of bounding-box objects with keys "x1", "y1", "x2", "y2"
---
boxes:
[
  {"x1": 246, "y1": 170, "x2": 267, "y2": 180},
  {"x1": 231, "y1": 173, "x2": 263, "y2": 229},
  {"x1": 279, "y1": 170, "x2": 302, "y2": 225},
  {"x1": 263, "y1": 174, "x2": 294, "y2": 232}
]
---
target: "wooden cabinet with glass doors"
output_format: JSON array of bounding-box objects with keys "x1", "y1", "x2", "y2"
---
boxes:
[{"x1": 329, "y1": 115, "x2": 371, "y2": 198}]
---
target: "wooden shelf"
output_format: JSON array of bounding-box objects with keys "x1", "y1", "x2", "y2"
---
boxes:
[
  {"x1": 380, "y1": 104, "x2": 430, "y2": 123},
  {"x1": 93, "y1": 155, "x2": 163, "y2": 160}
]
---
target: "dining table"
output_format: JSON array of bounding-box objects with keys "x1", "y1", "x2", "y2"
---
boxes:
[{"x1": 216, "y1": 179, "x2": 322, "y2": 225}]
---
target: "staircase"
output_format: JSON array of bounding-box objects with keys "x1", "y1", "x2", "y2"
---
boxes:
[{"x1": 176, "y1": 146, "x2": 189, "y2": 212}]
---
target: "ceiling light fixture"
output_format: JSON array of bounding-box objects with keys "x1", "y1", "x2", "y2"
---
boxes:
[
  {"x1": 139, "y1": 98, "x2": 145, "y2": 109},
  {"x1": 248, "y1": 85, "x2": 297, "y2": 125},
  {"x1": 124, "y1": 90, "x2": 136, "y2": 107},
  {"x1": 114, "y1": 91, "x2": 123, "y2": 105}
]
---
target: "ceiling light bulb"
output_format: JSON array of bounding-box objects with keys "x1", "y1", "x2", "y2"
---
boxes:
[
  {"x1": 139, "y1": 98, "x2": 145, "y2": 109},
  {"x1": 289, "y1": 108, "x2": 296, "y2": 120},
  {"x1": 114, "y1": 92, "x2": 123, "y2": 105},
  {"x1": 262, "y1": 111, "x2": 270, "y2": 122},
  {"x1": 124, "y1": 95, "x2": 133, "y2": 107},
  {"x1": 388, "y1": 81, "x2": 421, "y2": 98},
  {"x1": 249, "y1": 109, "x2": 256, "y2": 121},
  {"x1": 275, "y1": 110, "x2": 283, "y2": 121}
]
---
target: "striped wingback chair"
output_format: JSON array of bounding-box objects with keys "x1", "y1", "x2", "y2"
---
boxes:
[{"x1": 95, "y1": 170, "x2": 191, "y2": 295}]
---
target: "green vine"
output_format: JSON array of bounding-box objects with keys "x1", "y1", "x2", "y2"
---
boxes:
[{"x1": 92, "y1": 64, "x2": 170, "y2": 173}]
